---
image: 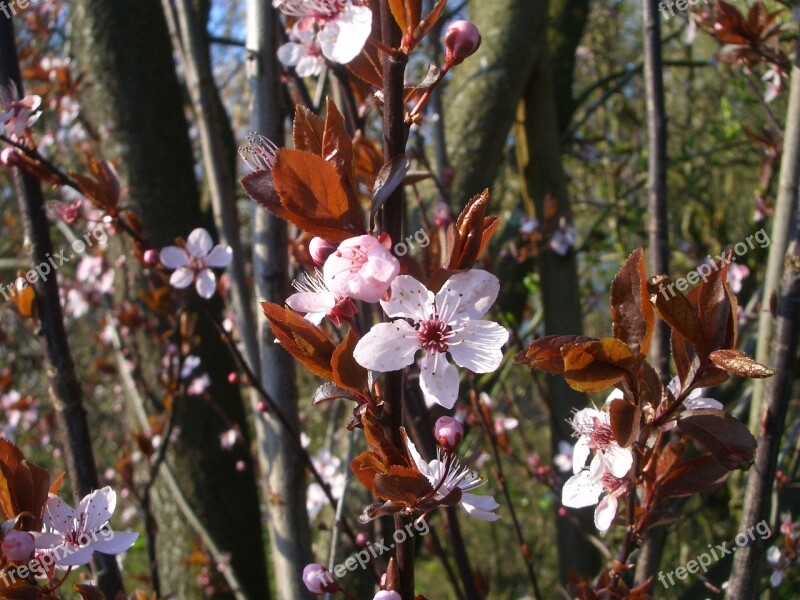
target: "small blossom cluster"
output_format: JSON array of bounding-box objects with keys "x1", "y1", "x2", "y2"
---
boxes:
[
  {"x1": 274, "y1": 0, "x2": 372, "y2": 77},
  {"x1": 560, "y1": 379, "x2": 721, "y2": 532}
]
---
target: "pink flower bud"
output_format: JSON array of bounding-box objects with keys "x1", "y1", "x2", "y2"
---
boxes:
[
  {"x1": 2, "y1": 531, "x2": 34, "y2": 562},
  {"x1": 444, "y1": 20, "x2": 482, "y2": 66},
  {"x1": 303, "y1": 563, "x2": 337, "y2": 595},
  {"x1": 257, "y1": 401, "x2": 268, "y2": 412},
  {"x1": 309, "y1": 237, "x2": 336, "y2": 266},
  {"x1": 227, "y1": 372, "x2": 240, "y2": 385},
  {"x1": 374, "y1": 592, "x2": 402, "y2": 600},
  {"x1": 143, "y1": 249, "x2": 160, "y2": 267},
  {"x1": 0, "y1": 147, "x2": 21, "y2": 167},
  {"x1": 355, "y1": 532, "x2": 368, "y2": 548},
  {"x1": 434, "y1": 416, "x2": 463, "y2": 452}
]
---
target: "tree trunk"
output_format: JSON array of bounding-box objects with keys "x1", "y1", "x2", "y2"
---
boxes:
[
  {"x1": 444, "y1": 0, "x2": 597, "y2": 581},
  {"x1": 67, "y1": 2, "x2": 269, "y2": 597},
  {"x1": 246, "y1": 1, "x2": 314, "y2": 598},
  {"x1": 521, "y1": 48, "x2": 601, "y2": 581}
]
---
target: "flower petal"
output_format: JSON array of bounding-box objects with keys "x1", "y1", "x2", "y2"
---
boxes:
[
  {"x1": 353, "y1": 321, "x2": 420, "y2": 372},
  {"x1": 296, "y1": 55, "x2": 324, "y2": 78},
  {"x1": 55, "y1": 544, "x2": 94, "y2": 566},
  {"x1": 43, "y1": 495, "x2": 76, "y2": 535},
  {"x1": 594, "y1": 493, "x2": 618, "y2": 531},
  {"x1": 77, "y1": 486, "x2": 116, "y2": 534},
  {"x1": 195, "y1": 269, "x2": 217, "y2": 299},
  {"x1": 572, "y1": 437, "x2": 591, "y2": 474},
  {"x1": 286, "y1": 291, "x2": 336, "y2": 315},
  {"x1": 186, "y1": 228, "x2": 213, "y2": 257},
  {"x1": 205, "y1": 245, "x2": 232, "y2": 268},
  {"x1": 381, "y1": 275, "x2": 434, "y2": 320},
  {"x1": 419, "y1": 352, "x2": 459, "y2": 409},
  {"x1": 602, "y1": 446, "x2": 633, "y2": 479},
  {"x1": 447, "y1": 320, "x2": 508, "y2": 373},
  {"x1": 159, "y1": 246, "x2": 190, "y2": 269},
  {"x1": 562, "y1": 470, "x2": 603, "y2": 509},
  {"x1": 90, "y1": 529, "x2": 139, "y2": 555},
  {"x1": 404, "y1": 438, "x2": 434, "y2": 482},
  {"x1": 460, "y1": 492, "x2": 501, "y2": 521},
  {"x1": 277, "y1": 42, "x2": 305, "y2": 67},
  {"x1": 435, "y1": 270, "x2": 500, "y2": 323},
  {"x1": 169, "y1": 267, "x2": 194, "y2": 289},
  {"x1": 319, "y1": 5, "x2": 372, "y2": 64}
]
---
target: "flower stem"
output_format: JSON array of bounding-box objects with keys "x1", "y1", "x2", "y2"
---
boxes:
[{"x1": 379, "y1": 1, "x2": 412, "y2": 597}]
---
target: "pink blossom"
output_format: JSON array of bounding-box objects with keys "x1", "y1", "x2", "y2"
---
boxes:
[
  {"x1": 323, "y1": 235, "x2": 400, "y2": 303},
  {"x1": 0, "y1": 83, "x2": 42, "y2": 138},
  {"x1": 570, "y1": 407, "x2": 632, "y2": 478},
  {"x1": 406, "y1": 436, "x2": 500, "y2": 521},
  {"x1": 286, "y1": 269, "x2": 358, "y2": 326},
  {"x1": 354, "y1": 270, "x2": 508, "y2": 408},
  {"x1": 275, "y1": 1, "x2": 372, "y2": 66},
  {"x1": 548, "y1": 217, "x2": 577, "y2": 256},
  {"x1": 160, "y1": 228, "x2": 232, "y2": 299},
  {"x1": 278, "y1": 24, "x2": 325, "y2": 77},
  {"x1": 562, "y1": 453, "x2": 628, "y2": 531},
  {"x1": 34, "y1": 487, "x2": 138, "y2": 567},
  {"x1": 727, "y1": 262, "x2": 750, "y2": 294}
]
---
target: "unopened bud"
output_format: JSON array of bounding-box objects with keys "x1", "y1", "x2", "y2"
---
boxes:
[
  {"x1": 374, "y1": 592, "x2": 402, "y2": 600},
  {"x1": 2, "y1": 531, "x2": 34, "y2": 562},
  {"x1": 434, "y1": 416, "x2": 463, "y2": 452},
  {"x1": 355, "y1": 532, "x2": 368, "y2": 548},
  {"x1": 303, "y1": 563, "x2": 337, "y2": 595},
  {"x1": 309, "y1": 237, "x2": 336, "y2": 266},
  {"x1": 227, "y1": 372, "x2": 239, "y2": 385},
  {"x1": 143, "y1": 249, "x2": 159, "y2": 267},
  {"x1": 0, "y1": 147, "x2": 22, "y2": 167},
  {"x1": 444, "y1": 20, "x2": 481, "y2": 66}
]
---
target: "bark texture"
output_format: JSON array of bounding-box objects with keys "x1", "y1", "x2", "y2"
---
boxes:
[
  {"x1": 67, "y1": 2, "x2": 269, "y2": 597},
  {"x1": 246, "y1": 1, "x2": 313, "y2": 598}
]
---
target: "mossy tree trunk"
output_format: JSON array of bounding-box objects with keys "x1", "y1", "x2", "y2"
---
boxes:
[{"x1": 67, "y1": 2, "x2": 269, "y2": 597}]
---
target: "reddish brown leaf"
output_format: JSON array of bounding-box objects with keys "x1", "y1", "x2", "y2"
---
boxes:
[
  {"x1": 374, "y1": 466, "x2": 434, "y2": 505},
  {"x1": 261, "y1": 302, "x2": 336, "y2": 380},
  {"x1": 648, "y1": 275, "x2": 705, "y2": 353},
  {"x1": 347, "y1": 45, "x2": 383, "y2": 89},
  {"x1": 657, "y1": 454, "x2": 730, "y2": 499},
  {"x1": 332, "y1": 328, "x2": 369, "y2": 393},
  {"x1": 670, "y1": 328, "x2": 693, "y2": 386},
  {"x1": 293, "y1": 105, "x2": 325, "y2": 155},
  {"x1": 695, "y1": 254, "x2": 734, "y2": 353},
  {"x1": 388, "y1": 0, "x2": 409, "y2": 35},
  {"x1": 676, "y1": 409, "x2": 757, "y2": 470},
  {"x1": 610, "y1": 248, "x2": 654, "y2": 354},
  {"x1": 322, "y1": 98, "x2": 354, "y2": 186},
  {"x1": 562, "y1": 338, "x2": 636, "y2": 392},
  {"x1": 270, "y1": 149, "x2": 365, "y2": 242},
  {"x1": 609, "y1": 399, "x2": 640, "y2": 448},
  {"x1": 709, "y1": 349, "x2": 776, "y2": 379},
  {"x1": 413, "y1": 0, "x2": 447, "y2": 47},
  {"x1": 514, "y1": 335, "x2": 595, "y2": 373},
  {"x1": 444, "y1": 190, "x2": 499, "y2": 269},
  {"x1": 655, "y1": 440, "x2": 685, "y2": 480}
]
